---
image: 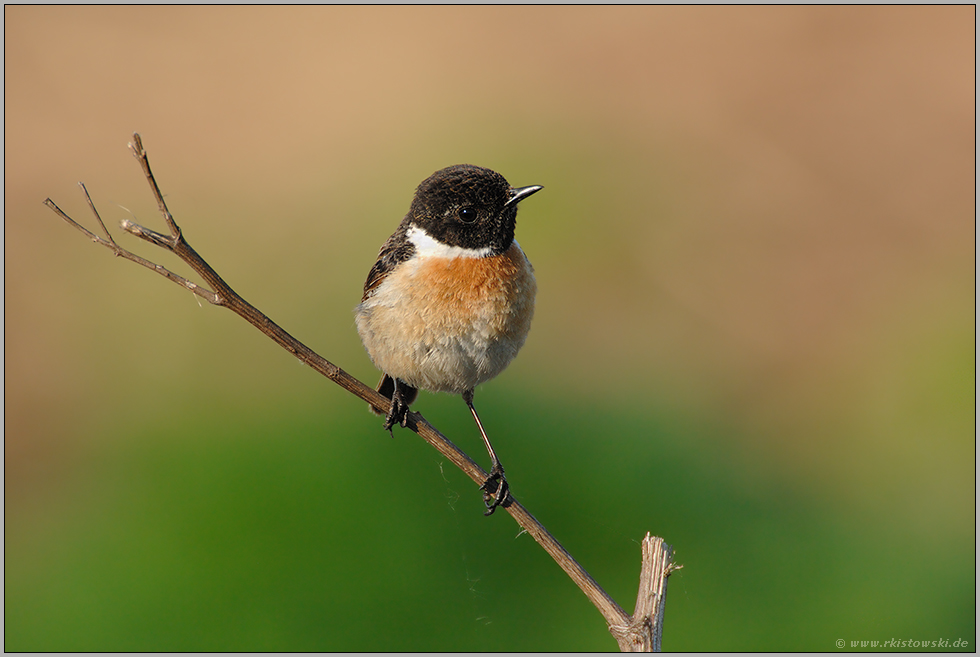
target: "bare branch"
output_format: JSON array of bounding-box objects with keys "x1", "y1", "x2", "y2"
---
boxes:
[
  {"x1": 130, "y1": 133, "x2": 181, "y2": 238},
  {"x1": 46, "y1": 134, "x2": 677, "y2": 650},
  {"x1": 610, "y1": 534, "x2": 681, "y2": 651},
  {"x1": 44, "y1": 196, "x2": 218, "y2": 303},
  {"x1": 79, "y1": 182, "x2": 117, "y2": 245}
]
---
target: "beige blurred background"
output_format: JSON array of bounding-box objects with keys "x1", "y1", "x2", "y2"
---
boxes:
[{"x1": 5, "y1": 6, "x2": 975, "y2": 650}]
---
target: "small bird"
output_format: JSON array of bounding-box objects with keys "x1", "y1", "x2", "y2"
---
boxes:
[{"x1": 355, "y1": 164, "x2": 541, "y2": 515}]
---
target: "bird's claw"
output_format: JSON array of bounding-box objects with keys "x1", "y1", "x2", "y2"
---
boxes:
[
  {"x1": 479, "y1": 463, "x2": 510, "y2": 516},
  {"x1": 382, "y1": 396, "x2": 410, "y2": 435}
]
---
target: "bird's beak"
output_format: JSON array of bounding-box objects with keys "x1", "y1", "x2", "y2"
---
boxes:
[{"x1": 505, "y1": 185, "x2": 543, "y2": 207}]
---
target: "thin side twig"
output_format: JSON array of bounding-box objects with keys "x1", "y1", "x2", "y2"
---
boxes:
[
  {"x1": 45, "y1": 133, "x2": 677, "y2": 650},
  {"x1": 45, "y1": 189, "x2": 217, "y2": 304}
]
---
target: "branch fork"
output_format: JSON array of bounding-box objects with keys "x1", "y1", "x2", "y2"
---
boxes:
[{"x1": 45, "y1": 134, "x2": 679, "y2": 651}]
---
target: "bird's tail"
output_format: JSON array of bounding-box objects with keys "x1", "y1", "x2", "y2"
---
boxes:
[{"x1": 370, "y1": 374, "x2": 418, "y2": 415}]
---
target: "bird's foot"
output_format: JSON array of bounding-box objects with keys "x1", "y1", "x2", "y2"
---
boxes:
[
  {"x1": 382, "y1": 390, "x2": 411, "y2": 435},
  {"x1": 479, "y1": 462, "x2": 511, "y2": 516}
]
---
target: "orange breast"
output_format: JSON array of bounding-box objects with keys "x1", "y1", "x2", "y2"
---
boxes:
[
  {"x1": 355, "y1": 242, "x2": 536, "y2": 393},
  {"x1": 409, "y1": 243, "x2": 535, "y2": 336}
]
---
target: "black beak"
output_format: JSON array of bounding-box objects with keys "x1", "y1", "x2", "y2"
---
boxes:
[{"x1": 505, "y1": 184, "x2": 543, "y2": 208}]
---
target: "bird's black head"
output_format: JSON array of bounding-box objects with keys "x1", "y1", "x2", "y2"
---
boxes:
[{"x1": 409, "y1": 164, "x2": 542, "y2": 255}]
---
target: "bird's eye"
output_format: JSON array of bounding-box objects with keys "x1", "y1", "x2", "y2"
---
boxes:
[{"x1": 458, "y1": 207, "x2": 477, "y2": 223}]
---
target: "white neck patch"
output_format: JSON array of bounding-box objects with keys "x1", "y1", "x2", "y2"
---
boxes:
[{"x1": 406, "y1": 224, "x2": 493, "y2": 259}]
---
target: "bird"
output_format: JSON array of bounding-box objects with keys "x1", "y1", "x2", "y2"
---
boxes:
[{"x1": 354, "y1": 164, "x2": 541, "y2": 515}]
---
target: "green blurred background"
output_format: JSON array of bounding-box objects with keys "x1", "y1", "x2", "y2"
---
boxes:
[{"x1": 5, "y1": 6, "x2": 974, "y2": 651}]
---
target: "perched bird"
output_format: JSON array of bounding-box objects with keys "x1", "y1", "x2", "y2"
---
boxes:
[{"x1": 355, "y1": 164, "x2": 541, "y2": 515}]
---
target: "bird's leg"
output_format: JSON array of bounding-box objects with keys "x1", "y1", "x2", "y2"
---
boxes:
[
  {"x1": 383, "y1": 378, "x2": 415, "y2": 435},
  {"x1": 463, "y1": 389, "x2": 511, "y2": 515}
]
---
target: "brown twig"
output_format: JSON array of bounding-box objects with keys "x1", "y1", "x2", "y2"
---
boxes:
[
  {"x1": 45, "y1": 134, "x2": 678, "y2": 651},
  {"x1": 612, "y1": 534, "x2": 682, "y2": 651}
]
